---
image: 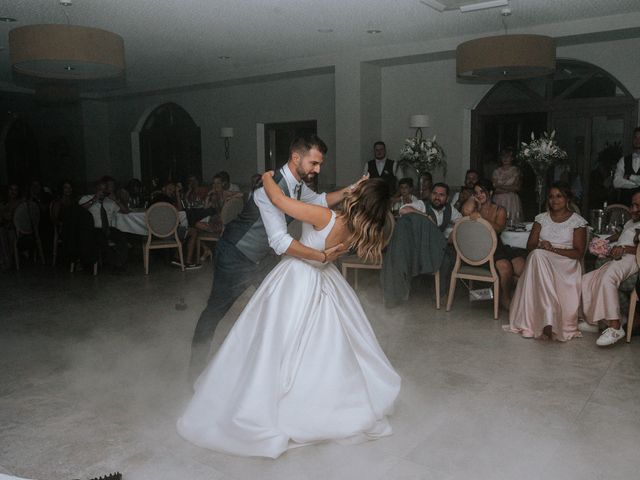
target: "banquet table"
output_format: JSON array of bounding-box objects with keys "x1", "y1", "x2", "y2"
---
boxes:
[
  {"x1": 500, "y1": 223, "x2": 532, "y2": 249},
  {"x1": 114, "y1": 210, "x2": 188, "y2": 235}
]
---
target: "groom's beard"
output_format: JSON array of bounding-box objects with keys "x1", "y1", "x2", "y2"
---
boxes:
[{"x1": 300, "y1": 173, "x2": 316, "y2": 183}]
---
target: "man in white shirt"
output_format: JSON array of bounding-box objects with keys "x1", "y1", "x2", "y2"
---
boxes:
[
  {"x1": 580, "y1": 190, "x2": 640, "y2": 346},
  {"x1": 612, "y1": 127, "x2": 640, "y2": 205},
  {"x1": 78, "y1": 180, "x2": 128, "y2": 271},
  {"x1": 189, "y1": 135, "x2": 366, "y2": 379}
]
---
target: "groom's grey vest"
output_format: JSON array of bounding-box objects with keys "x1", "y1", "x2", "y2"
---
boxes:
[{"x1": 223, "y1": 170, "x2": 295, "y2": 264}]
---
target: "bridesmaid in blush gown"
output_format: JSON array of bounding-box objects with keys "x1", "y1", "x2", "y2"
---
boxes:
[
  {"x1": 491, "y1": 147, "x2": 523, "y2": 224},
  {"x1": 177, "y1": 175, "x2": 400, "y2": 458},
  {"x1": 504, "y1": 181, "x2": 587, "y2": 341}
]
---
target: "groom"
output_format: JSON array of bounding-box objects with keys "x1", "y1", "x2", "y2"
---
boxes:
[{"x1": 189, "y1": 134, "x2": 360, "y2": 379}]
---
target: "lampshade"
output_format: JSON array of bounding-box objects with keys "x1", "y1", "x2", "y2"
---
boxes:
[
  {"x1": 220, "y1": 127, "x2": 234, "y2": 138},
  {"x1": 9, "y1": 24, "x2": 125, "y2": 80},
  {"x1": 456, "y1": 34, "x2": 555, "y2": 81},
  {"x1": 410, "y1": 115, "x2": 430, "y2": 128}
]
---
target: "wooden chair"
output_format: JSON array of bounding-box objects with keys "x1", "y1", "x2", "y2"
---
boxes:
[
  {"x1": 446, "y1": 216, "x2": 500, "y2": 320},
  {"x1": 143, "y1": 202, "x2": 184, "y2": 274},
  {"x1": 606, "y1": 204, "x2": 631, "y2": 230},
  {"x1": 196, "y1": 197, "x2": 244, "y2": 260},
  {"x1": 13, "y1": 200, "x2": 45, "y2": 270},
  {"x1": 340, "y1": 213, "x2": 400, "y2": 290},
  {"x1": 625, "y1": 245, "x2": 640, "y2": 343}
]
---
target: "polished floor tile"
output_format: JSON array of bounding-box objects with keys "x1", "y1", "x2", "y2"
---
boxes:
[{"x1": 1, "y1": 264, "x2": 639, "y2": 480}]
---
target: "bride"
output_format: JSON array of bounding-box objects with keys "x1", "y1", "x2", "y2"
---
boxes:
[{"x1": 177, "y1": 173, "x2": 401, "y2": 459}]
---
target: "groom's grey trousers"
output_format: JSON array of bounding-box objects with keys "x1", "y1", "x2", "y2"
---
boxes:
[{"x1": 189, "y1": 237, "x2": 278, "y2": 380}]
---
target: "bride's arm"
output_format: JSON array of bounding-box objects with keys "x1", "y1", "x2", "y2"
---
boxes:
[{"x1": 262, "y1": 172, "x2": 332, "y2": 230}]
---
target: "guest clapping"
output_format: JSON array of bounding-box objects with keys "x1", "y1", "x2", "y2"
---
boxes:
[
  {"x1": 580, "y1": 190, "x2": 640, "y2": 346},
  {"x1": 505, "y1": 182, "x2": 587, "y2": 341}
]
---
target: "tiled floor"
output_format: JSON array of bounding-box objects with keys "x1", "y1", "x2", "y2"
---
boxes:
[{"x1": 1, "y1": 261, "x2": 639, "y2": 480}]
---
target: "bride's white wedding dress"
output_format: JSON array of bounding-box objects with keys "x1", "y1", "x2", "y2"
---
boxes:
[{"x1": 177, "y1": 211, "x2": 401, "y2": 458}]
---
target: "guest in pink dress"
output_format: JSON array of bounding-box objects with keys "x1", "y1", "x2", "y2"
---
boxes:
[
  {"x1": 505, "y1": 182, "x2": 587, "y2": 341},
  {"x1": 492, "y1": 147, "x2": 523, "y2": 224},
  {"x1": 580, "y1": 190, "x2": 640, "y2": 347}
]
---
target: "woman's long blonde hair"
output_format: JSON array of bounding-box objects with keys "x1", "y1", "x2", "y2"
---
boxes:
[{"x1": 339, "y1": 178, "x2": 391, "y2": 263}]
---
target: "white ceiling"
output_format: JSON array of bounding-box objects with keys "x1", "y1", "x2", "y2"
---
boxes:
[{"x1": 1, "y1": 0, "x2": 640, "y2": 94}]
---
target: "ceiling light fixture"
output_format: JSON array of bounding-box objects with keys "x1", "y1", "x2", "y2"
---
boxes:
[
  {"x1": 9, "y1": 24, "x2": 125, "y2": 80},
  {"x1": 366, "y1": 29, "x2": 382, "y2": 34},
  {"x1": 0, "y1": 17, "x2": 18, "y2": 22},
  {"x1": 419, "y1": 0, "x2": 508, "y2": 13},
  {"x1": 218, "y1": 55, "x2": 230, "y2": 60},
  {"x1": 317, "y1": 28, "x2": 334, "y2": 33},
  {"x1": 456, "y1": 8, "x2": 555, "y2": 81}
]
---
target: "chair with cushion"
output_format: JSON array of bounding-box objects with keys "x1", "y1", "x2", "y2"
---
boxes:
[
  {"x1": 197, "y1": 196, "x2": 244, "y2": 260},
  {"x1": 13, "y1": 200, "x2": 45, "y2": 269},
  {"x1": 340, "y1": 213, "x2": 398, "y2": 290},
  {"x1": 624, "y1": 245, "x2": 640, "y2": 343},
  {"x1": 144, "y1": 202, "x2": 184, "y2": 274},
  {"x1": 446, "y1": 216, "x2": 499, "y2": 319}
]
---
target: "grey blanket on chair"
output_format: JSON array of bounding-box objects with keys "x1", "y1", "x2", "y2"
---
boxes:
[{"x1": 382, "y1": 213, "x2": 447, "y2": 307}]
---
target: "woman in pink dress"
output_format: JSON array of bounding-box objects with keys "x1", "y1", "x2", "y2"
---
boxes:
[
  {"x1": 492, "y1": 147, "x2": 523, "y2": 224},
  {"x1": 504, "y1": 182, "x2": 587, "y2": 341}
]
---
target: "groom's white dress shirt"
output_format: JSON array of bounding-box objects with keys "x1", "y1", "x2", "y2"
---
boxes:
[{"x1": 253, "y1": 165, "x2": 327, "y2": 256}]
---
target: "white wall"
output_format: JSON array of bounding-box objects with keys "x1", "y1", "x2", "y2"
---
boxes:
[
  {"x1": 102, "y1": 72, "x2": 336, "y2": 188},
  {"x1": 380, "y1": 36, "x2": 640, "y2": 186}
]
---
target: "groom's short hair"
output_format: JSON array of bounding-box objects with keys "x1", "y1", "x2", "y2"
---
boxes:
[{"x1": 289, "y1": 134, "x2": 328, "y2": 157}]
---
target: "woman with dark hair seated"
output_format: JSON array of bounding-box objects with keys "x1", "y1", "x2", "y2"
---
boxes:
[
  {"x1": 504, "y1": 181, "x2": 587, "y2": 341},
  {"x1": 462, "y1": 178, "x2": 526, "y2": 310}
]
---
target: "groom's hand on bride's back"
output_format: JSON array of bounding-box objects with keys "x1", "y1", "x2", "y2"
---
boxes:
[{"x1": 325, "y1": 243, "x2": 348, "y2": 263}]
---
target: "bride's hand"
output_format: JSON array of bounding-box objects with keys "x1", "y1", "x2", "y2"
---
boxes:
[
  {"x1": 324, "y1": 243, "x2": 347, "y2": 263},
  {"x1": 262, "y1": 171, "x2": 275, "y2": 182}
]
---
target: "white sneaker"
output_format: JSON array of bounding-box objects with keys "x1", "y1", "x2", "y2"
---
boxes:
[
  {"x1": 578, "y1": 321, "x2": 599, "y2": 333},
  {"x1": 596, "y1": 327, "x2": 625, "y2": 347}
]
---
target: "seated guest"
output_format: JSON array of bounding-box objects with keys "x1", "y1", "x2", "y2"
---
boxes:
[
  {"x1": 101, "y1": 175, "x2": 129, "y2": 213},
  {"x1": 423, "y1": 183, "x2": 461, "y2": 233},
  {"x1": 451, "y1": 169, "x2": 479, "y2": 211},
  {"x1": 78, "y1": 180, "x2": 128, "y2": 271},
  {"x1": 217, "y1": 171, "x2": 240, "y2": 192},
  {"x1": 149, "y1": 181, "x2": 183, "y2": 210},
  {"x1": 580, "y1": 190, "x2": 640, "y2": 346},
  {"x1": 393, "y1": 178, "x2": 425, "y2": 215},
  {"x1": 117, "y1": 178, "x2": 144, "y2": 210},
  {"x1": 462, "y1": 179, "x2": 526, "y2": 309},
  {"x1": 0, "y1": 183, "x2": 21, "y2": 271},
  {"x1": 182, "y1": 173, "x2": 243, "y2": 268},
  {"x1": 184, "y1": 174, "x2": 208, "y2": 206},
  {"x1": 504, "y1": 182, "x2": 587, "y2": 340}
]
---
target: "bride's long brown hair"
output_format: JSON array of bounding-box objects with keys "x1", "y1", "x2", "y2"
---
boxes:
[{"x1": 339, "y1": 178, "x2": 392, "y2": 263}]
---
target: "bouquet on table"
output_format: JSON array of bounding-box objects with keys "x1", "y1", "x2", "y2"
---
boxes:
[
  {"x1": 588, "y1": 237, "x2": 610, "y2": 258},
  {"x1": 398, "y1": 136, "x2": 446, "y2": 177}
]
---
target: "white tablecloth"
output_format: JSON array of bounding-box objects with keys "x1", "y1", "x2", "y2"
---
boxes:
[
  {"x1": 500, "y1": 223, "x2": 533, "y2": 249},
  {"x1": 114, "y1": 210, "x2": 188, "y2": 235}
]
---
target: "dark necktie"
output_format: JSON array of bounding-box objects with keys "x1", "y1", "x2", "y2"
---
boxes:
[
  {"x1": 294, "y1": 183, "x2": 302, "y2": 200},
  {"x1": 100, "y1": 201, "x2": 110, "y2": 236}
]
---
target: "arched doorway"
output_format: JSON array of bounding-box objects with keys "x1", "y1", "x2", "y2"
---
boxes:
[
  {"x1": 471, "y1": 59, "x2": 637, "y2": 218},
  {"x1": 0, "y1": 116, "x2": 39, "y2": 188},
  {"x1": 138, "y1": 103, "x2": 201, "y2": 189}
]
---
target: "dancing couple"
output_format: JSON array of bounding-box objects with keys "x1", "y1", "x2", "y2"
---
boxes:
[{"x1": 178, "y1": 134, "x2": 400, "y2": 458}]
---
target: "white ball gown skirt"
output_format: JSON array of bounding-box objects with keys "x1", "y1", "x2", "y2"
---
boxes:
[{"x1": 177, "y1": 256, "x2": 401, "y2": 458}]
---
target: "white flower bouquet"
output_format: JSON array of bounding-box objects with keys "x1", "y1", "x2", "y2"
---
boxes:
[
  {"x1": 517, "y1": 131, "x2": 568, "y2": 177},
  {"x1": 399, "y1": 136, "x2": 446, "y2": 176}
]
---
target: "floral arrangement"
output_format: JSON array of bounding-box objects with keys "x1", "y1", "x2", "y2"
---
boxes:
[
  {"x1": 589, "y1": 237, "x2": 610, "y2": 258},
  {"x1": 516, "y1": 130, "x2": 568, "y2": 176},
  {"x1": 399, "y1": 136, "x2": 446, "y2": 176}
]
